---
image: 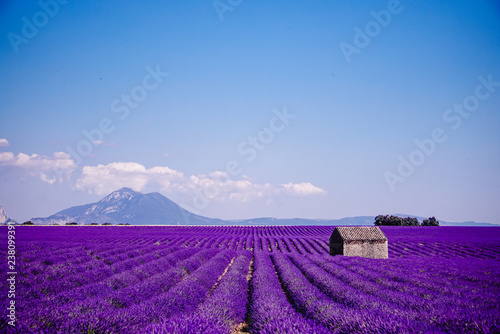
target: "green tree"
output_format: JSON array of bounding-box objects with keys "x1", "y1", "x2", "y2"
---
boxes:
[
  {"x1": 422, "y1": 217, "x2": 439, "y2": 226},
  {"x1": 375, "y1": 215, "x2": 421, "y2": 226},
  {"x1": 374, "y1": 215, "x2": 403, "y2": 226},
  {"x1": 402, "y1": 217, "x2": 420, "y2": 226}
]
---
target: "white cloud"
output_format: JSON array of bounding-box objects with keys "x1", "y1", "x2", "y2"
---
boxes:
[
  {"x1": 0, "y1": 145, "x2": 328, "y2": 203},
  {"x1": 280, "y1": 182, "x2": 328, "y2": 196},
  {"x1": 0, "y1": 152, "x2": 15, "y2": 162},
  {"x1": 75, "y1": 162, "x2": 184, "y2": 195},
  {"x1": 0, "y1": 138, "x2": 10, "y2": 147},
  {"x1": 188, "y1": 171, "x2": 277, "y2": 203},
  {"x1": 0, "y1": 151, "x2": 76, "y2": 184},
  {"x1": 93, "y1": 140, "x2": 116, "y2": 146},
  {"x1": 75, "y1": 162, "x2": 327, "y2": 202}
]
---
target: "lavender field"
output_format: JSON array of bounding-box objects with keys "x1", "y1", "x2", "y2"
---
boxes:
[{"x1": 2, "y1": 226, "x2": 500, "y2": 333}]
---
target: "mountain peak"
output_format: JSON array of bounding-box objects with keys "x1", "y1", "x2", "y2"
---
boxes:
[
  {"x1": 115, "y1": 187, "x2": 138, "y2": 193},
  {"x1": 100, "y1": 188, "x2": 141, "y2": 206},
  {"x1": 0, "y1": 206, "x2": 9, "y2": 224},
  {"x1": 0, "y1": 206, "x2": 15, "y2": 225}
]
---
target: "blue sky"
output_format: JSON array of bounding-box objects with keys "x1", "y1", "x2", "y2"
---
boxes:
[{"x1": 1, "y1": 0, "x2": 499, "y2": 224}]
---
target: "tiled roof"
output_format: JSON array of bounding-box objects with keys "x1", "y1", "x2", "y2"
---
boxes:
[{"x1": 332, "y1": 226, "x2": 387, "y2": 241}]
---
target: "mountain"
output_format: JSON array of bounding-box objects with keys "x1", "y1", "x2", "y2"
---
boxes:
[
  {"x1": 29, "y1": 188, "x2": 498, "y2": 226},
  {"x1": 31, "y1": 188, "x2": 225, "y2": 226},
  {"x1": 0, "y1": 206, "x2": 7, "y2": 224},
  {"x1": 0, "y1": 206, "x2": 9, "y2": 224},
  {"x1": 0, "y1": 206, "x2": 16, "y2": 225}
]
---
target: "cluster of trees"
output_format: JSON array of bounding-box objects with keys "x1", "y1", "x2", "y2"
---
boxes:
[
  {"x1": 374, "y1": 215, "x2": 439, "y2": 226},
  {"x1": 421, "y1": 217, "x2": 439, "y2": 226}
]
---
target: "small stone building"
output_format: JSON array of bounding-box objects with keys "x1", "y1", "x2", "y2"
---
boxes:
[{"x1": 330, "y1": 226, "x2": 388, "y2": 259}]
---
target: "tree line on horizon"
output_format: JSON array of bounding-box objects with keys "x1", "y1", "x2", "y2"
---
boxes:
[{"x1": 374, "y1": 215, "x2": 439, "y2": 226}]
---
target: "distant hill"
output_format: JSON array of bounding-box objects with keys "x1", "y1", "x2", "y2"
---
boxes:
[
  {"x1": 229, "y1": 216, "x2": 375, "y2": 226},
  {"x1": 31, "y1": 187, "x2": 225, "y2": 226},
  {"x1": 230, "y1": 216, "x2": 497, "y2": 226},
  {"x1": 29, "y1": 188, "x2": 498, "y2": 226}
]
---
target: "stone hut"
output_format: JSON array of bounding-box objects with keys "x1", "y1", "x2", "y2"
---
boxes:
[{"x1": 329, "y1": 226, "x2": 388, "y2": 259}]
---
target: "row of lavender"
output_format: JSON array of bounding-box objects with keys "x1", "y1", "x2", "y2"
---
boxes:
[
  {"x1": 15, "y1": 248, "x2": 254, "y2": 333},
  {"x1": 1, "y1": 226, "x2": 500, "y2": 333},
  {"x1": 8, "y1": 225, "x2": 500, "y2": 240},
  {"x1": 2, "y1": 226, "x2": 499, "y2": 307},
  {"x1": 8, "y1": 226, "x2": 500, "y2": 259},
  {"x1": 9, "y1": 249, "x2": 500, "y2": 333}
]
